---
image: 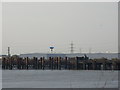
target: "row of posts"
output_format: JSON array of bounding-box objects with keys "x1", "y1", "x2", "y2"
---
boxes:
[{"x1": 2, "y1": 57, "x2": 120, "y2": 70}]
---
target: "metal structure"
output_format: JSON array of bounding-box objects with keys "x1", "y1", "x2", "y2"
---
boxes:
[
  {"x1": 8, "y1": 47, "x2": 10, "y2": 57},
  {"x1": 70, "y1": 42, "x2": 74, "y2": 53}
]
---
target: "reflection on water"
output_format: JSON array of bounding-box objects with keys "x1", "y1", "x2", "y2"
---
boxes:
[{"x1": 2, "y1": 70, "x2": 118, "y2": 88}]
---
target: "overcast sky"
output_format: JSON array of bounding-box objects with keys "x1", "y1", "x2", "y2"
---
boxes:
[{"x1": 2, "y1": 2, "x2": 118, "y2": 55}]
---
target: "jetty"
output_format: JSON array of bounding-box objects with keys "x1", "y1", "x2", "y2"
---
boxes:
[{"x1": 1, "y1": 55, "x2": 120, "y2": 70}]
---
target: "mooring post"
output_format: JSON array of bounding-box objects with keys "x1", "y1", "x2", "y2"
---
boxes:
[
  {"x1": 113, "y1": 62, "x2": 116, "y2": 70},
  {"x1": 59, "y1": 57, "x2": 61, "y2": 70},
  {"x1": 76, "y1": 57, "x2": 79, "y2": 70},
  {"x1": 56, "y1": 57, "x2": 58, "y2": 70},
  {"x1": 83, "y1": 61, "x2": 85, "y2": 70},
  {"x1": 22, "y1": 58, "x2": 24, "y2": 69},
  {"x1": 2, "y1": 57, "x2": 5, "y2": 69},
  {"x1": 40, "y1": 57, "x2": 42, "y2": 69},
  {"x1": 65, "y1": 57, "x2": 67, "y2": 69},
  {"x1": 33, "y1": 57, "x2": 35, "y2": 69},
  {"x1": 38, "y1": 58, "x2": 40, "y2": 69},
  {"x1": 55, "y1": 57, "x2": 57, "y2": 69},
  {"x1": 17, "y1": 57, "x2": 19, "y2": 70},
  {"x1": 26, "y1": 57, "x2": 29, "y2": 70},
  {"x1": 17, "y1": 58, "x2": 19, "y2": 70},
  {"x1": 112, "y1": 61, "x2": 116, "y2": 70},
  {"x1": 49, "y1": 57, "x2": 51, "y2": 70},
  {"x1": 103, "y1": 62, "x2": 106, "y2": 70},
  {"x1": 42, "y1": 57, "x2": 45, "y2": 70},
  {"x1": 92, "y1": 61, "x2": 95, "y2": 70},
  {"x1": 68, "y1": 58, "x2": 71, "y2": 70},
  {"x1": 51, "y1": 57, "x2": 53, "y2": 70},
  {"x1": 9, "y1": 57, "x2": 12, "y2": 70},
  {"x1": 36, "y1": 57, "x2": 38, "y2": 69}
]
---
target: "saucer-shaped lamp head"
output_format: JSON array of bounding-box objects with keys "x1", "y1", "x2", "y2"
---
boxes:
[{"x1": 50, "y1": 47, "x2": 54, "y2": 50}]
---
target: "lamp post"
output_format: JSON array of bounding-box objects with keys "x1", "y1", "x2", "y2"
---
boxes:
[{"x1": 49, "y1": 47, "x2": 54, "y2": 53}]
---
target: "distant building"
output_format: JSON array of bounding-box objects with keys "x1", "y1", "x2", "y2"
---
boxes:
[
  {"x1": 20, "y1": 53, "x2": 47, "y2": 58},
  {"x1": 0, "y1": 55, "x2": 7, "y2": 58},
  {"x1": 20, "y1": 53, "x2": 118, "y2": 59},
  {"x1": 20, "y1": 53, "x2": 66, "y2": 59}
]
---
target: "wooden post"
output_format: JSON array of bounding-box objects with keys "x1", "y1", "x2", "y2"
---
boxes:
[
  {"x1": 38, "y1": 58, "x2": 40, "y2": 69},
  {"x1": 56, "y1": 57, "x2": 58, "y2": 70},
  {"x1": 51, "y1": 57, "x2": 53, "y2": 70},
  {"x1": 40, "y1": 57, "x2": 42, "y2": 69},
  {"x1": 9, "y1": 57, "x2": 12, "y2": 70},
  {"x1": 76, "y1": 57, "x2": 79, "y2": 70},
  {"x1": 83, "y1": 62, "x2": 85, "y2": 70},
  {"x1": 42, "y1": 57, "x2": 45, "y2": 70},
  {"x1": 103, "y1": 62, "x2": 106, "y2": 70},
  {"x1": 49, "y1": 57, "x2": 51, "y2": 70},
  {"x1": 2, "y1": 57, "x2": 5, "y2": 69},
  {"x1": 59, "y1": 57, "x2": 61, "y2": 70},
  {"x1": 65, "y1": 57, "x2": 67, "y2": 69},
  {"x1": 92, "y1": 61, "x2": 95, "y2": 70},
  {"x1": 36, "y1": 57, "x2": 38, "y2": 69},
  {"x1": 26, "y1": 57, "x2": 29, "y2": 70}
]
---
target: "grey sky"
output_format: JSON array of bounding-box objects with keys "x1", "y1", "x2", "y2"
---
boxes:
[
  {"x1": 2, "y1": 2, "x2": 118, "y2": 55},
  {"x1": 0, "y1": 2, "x2": 2, "y2": 55}
]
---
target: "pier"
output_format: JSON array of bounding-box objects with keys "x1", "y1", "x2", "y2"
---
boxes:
[{"x1": 1, "y1": 55, "x2": 120, "y2": 70}]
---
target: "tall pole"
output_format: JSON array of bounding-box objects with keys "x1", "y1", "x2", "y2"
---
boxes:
[
  {"x1": 70, "y1": 42, "x2": 74, "y2": 53},
  {"x1": 50, "y1": 47, "x2": 54, "y2": 53},
  {"x1": 8, "y1": 47, "x2": 10, "y2": 57}
]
